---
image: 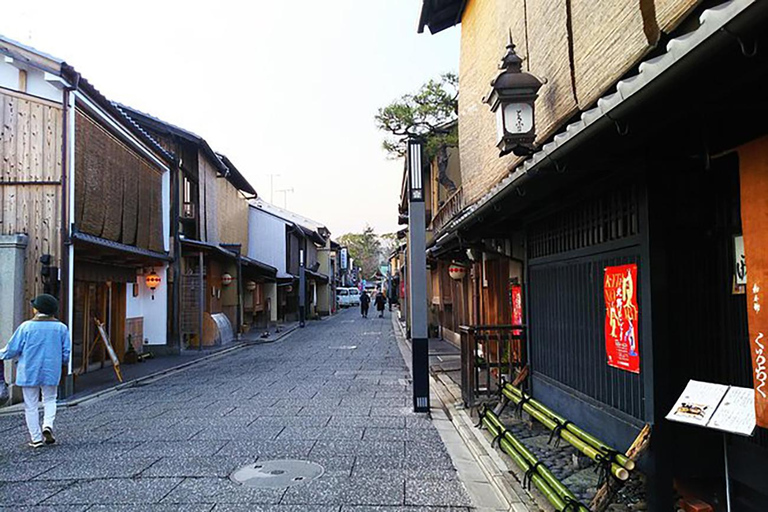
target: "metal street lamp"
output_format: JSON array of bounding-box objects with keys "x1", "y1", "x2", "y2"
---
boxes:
[
  {"x1": 484, "y1": 33, "x2": 544, "y2": 157},
  {"x1": 406, "y1": 138, "x2": 430, "y2": 413}
]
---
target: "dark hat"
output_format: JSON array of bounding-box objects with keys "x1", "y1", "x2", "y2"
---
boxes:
[{"x1": 31, "y1": 294, "x2": 59, "y2": 316}]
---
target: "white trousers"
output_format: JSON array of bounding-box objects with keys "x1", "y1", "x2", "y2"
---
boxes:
[{"x1": 22, "y1": 386, "x2": 57, "y2": 442}]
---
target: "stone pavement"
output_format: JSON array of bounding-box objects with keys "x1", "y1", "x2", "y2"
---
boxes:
[{"x1": 0, "y1": 308, "x2": 479, "y2": 511}]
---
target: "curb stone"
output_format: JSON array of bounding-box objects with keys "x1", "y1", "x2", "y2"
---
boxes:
[{"x1": 390, "y1": 312, "x2": 535, "y2": 512}]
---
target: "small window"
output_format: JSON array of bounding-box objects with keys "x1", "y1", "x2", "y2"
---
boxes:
[
  {"x1": 350, "y1": 289, "x2": 359, "y2": 296},
  {"x1": 338, "y1": 289, "x2": 348, "y2": 296}
]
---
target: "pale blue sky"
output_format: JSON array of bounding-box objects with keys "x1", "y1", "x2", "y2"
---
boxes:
[{"x1": 2, "y1": 0, "x2": 459, "y2": 236}]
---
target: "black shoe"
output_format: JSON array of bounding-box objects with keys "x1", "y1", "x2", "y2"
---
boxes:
[
  {"x1": 42, "y1": 427, "x2": 55, "y2": 445},
  {"x1": 28, "y1": 440, "x2": 45, "y2": 448}
]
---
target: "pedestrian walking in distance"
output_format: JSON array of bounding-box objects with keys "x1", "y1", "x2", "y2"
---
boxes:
[
  {"x1": 360, "y1": 290, "x2": 370, "y2": 318},
  {"x1": 375, "y1": 290, "x2": 387, "y2": 318},
  {"x1": 0, "y1": 294, "x2": 71, "y2": 448}
]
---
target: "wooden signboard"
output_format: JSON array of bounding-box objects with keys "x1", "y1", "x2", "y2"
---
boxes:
[
  {"x1": 93, "y1": 318, "x2": 123, "y2": 382},
  {"x1": 738, "y1": 137, "x2": 768, "y2": 428}
]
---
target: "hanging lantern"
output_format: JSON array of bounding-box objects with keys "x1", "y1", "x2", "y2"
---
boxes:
[
  {"x1": 221, "y1": 273, "x2": 233, "y2": 286},
  {"x1": 448, "y1": 262, "x2": 467, "y2": 281},
  {"x1": 145, "y1": 269, "x2": 161, "y2": 300},
  {"x1": 246, "y1": 280, "x2": 257, "y2": 291},
  {"x1": 484, "y1": 33, "x2": 544, "y2": 157}
]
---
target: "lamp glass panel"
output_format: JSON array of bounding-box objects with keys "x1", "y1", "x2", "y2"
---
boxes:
[
  {"x1": 496, "y1": 107, "x2": 505, "y2": 143},
  {"x1": 503, "y1": 103, "x2": 533, "y2": 134}
]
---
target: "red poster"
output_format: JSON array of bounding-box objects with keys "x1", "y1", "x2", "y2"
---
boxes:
[
  {"x1": 604, "y1": 264, "x2": 640, "y2": 374},
  {"x1": 511, "y1": 284, "x2": 523, "y2": 331}
]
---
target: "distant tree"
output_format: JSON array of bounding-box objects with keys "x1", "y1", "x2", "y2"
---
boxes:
[
  {"x1": 375, "y1": 72, "x2": 458, "y2": 161},
  {"x1": 379, "y1": 232, "x2": 398, "y2": 261},
  {"x1": 338, "y1": 225, "x2": 382, "y2": 279}
]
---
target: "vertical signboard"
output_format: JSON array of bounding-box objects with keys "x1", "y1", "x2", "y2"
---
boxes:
[
  {"x1": 738, "y1": 137, "x2": 768, "y2": 428},
  {"x1": 340, "y1": 248, "x2": 348, "y2": 270},
  {"x1": 604, "y1": 264, "x2": 640, "y2": 374}
]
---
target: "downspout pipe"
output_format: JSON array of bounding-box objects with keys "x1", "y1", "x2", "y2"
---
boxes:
[{"x1": 59, "y1": 69, "x2": 80, "y2": 398}]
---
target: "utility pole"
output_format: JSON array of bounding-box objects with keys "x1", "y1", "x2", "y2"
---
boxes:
[
  {"x1": 406, "y1": 139, "x2": 429, "y2": 413},
  {"x1": 276, "y1": 188, "x2": 294, "y2": 209}
]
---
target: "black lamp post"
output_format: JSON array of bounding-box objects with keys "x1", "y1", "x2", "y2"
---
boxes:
[{"x1": 484, "y1": 34, "x2": 544, "y2": 157}]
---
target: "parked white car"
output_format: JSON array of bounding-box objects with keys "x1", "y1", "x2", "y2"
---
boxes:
[{"x1": 337, "y1": 288, "x2": 350, "y2": 307}]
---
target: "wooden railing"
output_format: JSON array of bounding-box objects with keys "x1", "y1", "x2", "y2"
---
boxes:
[
  {"x1": 430, "y1": 186, "x2": 464, "y2": 233},
  {"x1": 459, "y1": 324, "x2": 526, "y2": 408}
]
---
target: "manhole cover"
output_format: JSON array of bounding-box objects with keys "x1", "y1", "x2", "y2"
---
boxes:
[{"x1": 230, "y1": 460, "x2": 324, "y2": 488}]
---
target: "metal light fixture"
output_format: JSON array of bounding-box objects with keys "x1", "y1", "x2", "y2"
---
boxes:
[
  {"x1": 408, "y1": 139, "x2": 424, "y2": 202},
  {"x1": 484, "y1": 33, "x2": 544, "y2": 157}
]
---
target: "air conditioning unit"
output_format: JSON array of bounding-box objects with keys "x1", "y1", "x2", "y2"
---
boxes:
[{"x1": 182, "y1": 203, "x2": 195, "y2": 219}]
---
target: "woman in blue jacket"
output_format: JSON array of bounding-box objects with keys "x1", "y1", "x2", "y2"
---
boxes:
[{"x1": 0, "y1": 294, "x2": 71, "y2": 448}]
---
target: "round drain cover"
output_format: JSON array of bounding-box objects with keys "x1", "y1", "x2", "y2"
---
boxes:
[{"x1": 230, "y1": 460, "x2": 324, "y2": 488}]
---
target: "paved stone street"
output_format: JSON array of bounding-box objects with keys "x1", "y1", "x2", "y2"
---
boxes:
[{"x1": 0, "y1": 308, "x2": 474, "y2": 511}]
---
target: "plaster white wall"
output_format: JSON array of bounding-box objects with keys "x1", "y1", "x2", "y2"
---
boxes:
[
  {"x1": 125, "y1": 263, "x2": 168, "y2": 346},
  {"x1": 248, "y1": 206, "x2": 288, "y2": 274},
  {"x1": 0, "y1": 59, "x2": 62, "y2": 103}
]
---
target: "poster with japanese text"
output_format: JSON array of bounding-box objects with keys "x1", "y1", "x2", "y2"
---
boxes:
[{"x1": 604, "y1": 264, "x2": 640, "y2": 374}]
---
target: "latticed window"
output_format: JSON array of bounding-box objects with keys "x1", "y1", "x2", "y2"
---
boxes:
[{"x1": 528, "y1": 185, "x2": 639, "y2": 259}]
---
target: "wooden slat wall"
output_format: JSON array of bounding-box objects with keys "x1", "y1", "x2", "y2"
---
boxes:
[
  {"x1": 215, "y1": 177, "x2": 248, "y2": 249},
  {"x1": 459, "y1": 0, "x2": 700, "y2": 204},
  {"x1": 74, "y1": 111, "x2": 164, "y2": 253},
  {"x1": 0, "y1": 91, "x2": 63, "y2": 309},
  {"x1": 527, "y1": 0, "x2": 578, "y2": 144},
  {"x1": 655, "y1": 0, "x2": 701, "y2": 33},
  {"x1": 459, "y1": 0, "x2": 525, "y2": 205},
  {"x1": 199, "y1": 151, "x2": 219, "y2": 244},
  {"x1": 571, "y1": 0, "x2": 650, "y2": 109}
]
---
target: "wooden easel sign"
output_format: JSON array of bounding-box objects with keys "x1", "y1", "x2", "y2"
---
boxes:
[{"x1": 92, "y1": 318, "x2": 123, "y2": 383}]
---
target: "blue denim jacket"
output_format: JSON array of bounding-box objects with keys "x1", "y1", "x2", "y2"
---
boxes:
[{"x1": 0, "y1": 317, "x2": 71, "y2": 386}]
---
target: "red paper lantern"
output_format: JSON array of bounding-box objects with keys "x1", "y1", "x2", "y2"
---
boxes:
[
  {"x1": 246, "y1": 280, "x2": 257, "y2": 291},
  {"x1": 145, "y1": 270, "x2": 161, "y2": 291},
  {"x1": 448, "y1": 262, "x2": 467, "y2": 281},
  {"x1": 221, "y1": 273, "x2": 233, "y2": 286}
]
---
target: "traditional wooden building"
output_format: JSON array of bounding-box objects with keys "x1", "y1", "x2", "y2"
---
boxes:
[
  {"x1": 117, "y1": 107, "x2": 275, "y2": 346},
  {"x1": 0, "y1": 36, "x2": 173, "y2": 397},
  {"x1": 418, "y1": 0, "x2": 768, "y2": 509}
]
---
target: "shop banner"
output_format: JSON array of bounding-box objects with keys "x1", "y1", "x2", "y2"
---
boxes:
[
  {"x1": 604, "y1": 264, "x2": 640, "y2": 374},
  {"x1": 738, "y1": 137, "x2": 768, "y2": 428},
  {"x1": 510, "y1": 283, "x2": 523, "y2": 333}
]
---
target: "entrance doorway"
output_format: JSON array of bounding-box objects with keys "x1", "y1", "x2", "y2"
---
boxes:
[{"x1": 72, "y1": 280, "x2": 126, "y2": 374}]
